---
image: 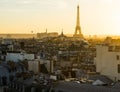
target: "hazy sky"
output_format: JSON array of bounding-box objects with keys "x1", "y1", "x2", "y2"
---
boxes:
[{"x1": 0, "y1": 0, "x2": 120, "y2": 35}]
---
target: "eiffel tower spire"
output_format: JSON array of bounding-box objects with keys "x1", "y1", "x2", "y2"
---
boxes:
[
  {"x1": 76, "y1": 5, "x2": 80, "y2": 28},
  {"x1": 73, "y1": 5, "x2": 83, "y2": 38}
]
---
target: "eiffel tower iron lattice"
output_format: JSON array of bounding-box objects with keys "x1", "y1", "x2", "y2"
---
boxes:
[{"x1": 73, "y1": 5, "x2": 83, "y2": 38}]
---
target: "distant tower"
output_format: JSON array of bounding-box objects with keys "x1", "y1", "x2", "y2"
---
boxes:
[
  {"x1": 73, "y1": 5, "x2": 83, "y2": 38},
  {"x1": 46, "y1": 28, "x2": 47, "y2": 33}
]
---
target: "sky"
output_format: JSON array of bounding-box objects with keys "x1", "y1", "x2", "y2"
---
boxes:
[{"x1": 0, "y1": 0, "x2": 120, "y2": 35}]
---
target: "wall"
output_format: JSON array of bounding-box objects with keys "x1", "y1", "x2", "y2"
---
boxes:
[
  {"x1": 95, "y1": 45, "x2": 120, "y2": 81},
  {"x1": 6, "y1": 52, "x2": 34, "y2": 62},
  {"x1": 28, "y1": 61, "x2": 40, "y2": 74}
]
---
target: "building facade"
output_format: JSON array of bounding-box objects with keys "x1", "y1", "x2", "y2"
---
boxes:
[
  {"x1": 37, "y1": 32, "x2": 58, "y2": 39},
  {"x1": 6, "y1": 51, "x2": 35, "y2": 62},
  {"x1": 95, "y1": 45, "x2": 120, "y2": 81}
]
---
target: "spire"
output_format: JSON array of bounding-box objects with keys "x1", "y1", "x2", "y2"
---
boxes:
[
  {"x1": 46, "y1": 28, "x2": 47, "y2": 33},
  {"x1": 61, "y1": 29, "x2": 63, "y2": 36},
  {"x1": 59, "y1": 29, "x2": 66, "y2": 38},
  {"x1": 76, "y1": 5, "x2": 80, "y2": 27}
]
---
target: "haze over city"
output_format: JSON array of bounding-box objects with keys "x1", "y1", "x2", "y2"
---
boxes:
[
  {"x1": 1, "y1": 0, "x2": 120, "y2": 92},
  {"x1": 1, "y1": 0, "x2": 120, "y2": 35}
]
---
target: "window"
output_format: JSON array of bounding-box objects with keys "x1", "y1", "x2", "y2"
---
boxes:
[
  {"x1": 118, "y1": 64, "x2": 120, "y2": 73},
  {"x1": 116, "y1": 55, "x2": 119, "y2": 60}
]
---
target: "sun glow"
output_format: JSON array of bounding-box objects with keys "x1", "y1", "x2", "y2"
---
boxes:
[{"x1": 0, "y1": 0, "x2": 120, "y2": 35}]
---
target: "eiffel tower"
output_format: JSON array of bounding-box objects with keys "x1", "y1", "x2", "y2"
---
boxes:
[{"x1": 73, "y1": 5, "x2": 83, "y2": 38}]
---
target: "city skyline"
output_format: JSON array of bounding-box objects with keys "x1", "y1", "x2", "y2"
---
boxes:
[{"x1": 1, "y1": 0, "x2": 120, "y2": 35}]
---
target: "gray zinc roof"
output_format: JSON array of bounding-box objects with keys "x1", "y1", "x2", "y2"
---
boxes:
[{"x1": 52, "y1": 81, "x2": 120, "y2": 92}]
